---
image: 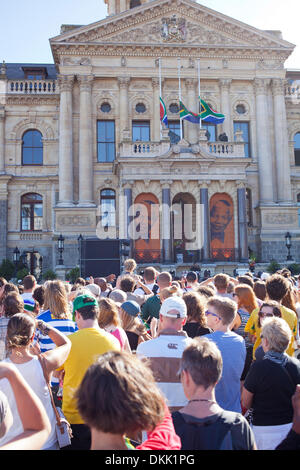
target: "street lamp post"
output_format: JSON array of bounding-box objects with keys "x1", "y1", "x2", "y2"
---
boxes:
[
  {"x1": 285, "y1": 232, "x2": 293, "y2": 261},
  {"x1": 78, "y1": 234, "x2": 83, "y2": 272},
  {"x1": 58, "y1": 234, "x2": 65, "y2": 266},
  {"x1": 13, "y1": 247, "x2": 20, "y2": 278}
]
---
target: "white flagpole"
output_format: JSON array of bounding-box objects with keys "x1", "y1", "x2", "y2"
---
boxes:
[
  {"x1": 198, "y1": 58, "x2": 202, "y2": 130},
  {"x1": 178, "y1": 57, "x2": 183, "y2": 141},
  {"x1": 159, "y1": 57, "x2": 162, "y2": 140}
]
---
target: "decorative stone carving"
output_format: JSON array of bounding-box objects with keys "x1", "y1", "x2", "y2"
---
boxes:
[
  {"x1": 62, "y1": 57, "x2": 91, "y2": 65},
  {"x1": 161, "y1": 15, "x2": 187, "y2": 42},
  {"x1": 256, "y1": 59, "x2": 284, "y2": 70},
  {"x1": 57, "y1": 215, "x2": 92, "y2": 226},
  {"x1": 265, "y1": 214, "x2": 296, "y2": 225},
  {"x1": 118, "y1": 77, "x2": 130, "y2": 89},
  {"x1": 77, "y1": 75, "x2": 94, "y2": 91},
  {"x1": 253, "y1": 78, "x2": 269, "y2": 95},
  {"x1": 57, "y1": 75, "x2": 74, "y2": 92},
  {"x1": 271, "y1": 78, "x2": 284, "y2": 96}
]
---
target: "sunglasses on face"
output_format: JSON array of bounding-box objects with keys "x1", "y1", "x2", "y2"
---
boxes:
[
  {"x1": 205, "y1": 310, "x2": 221, "y2": 320},
  {"x1": 260, "y1": 312, "x2": 274, "y2": 318}
]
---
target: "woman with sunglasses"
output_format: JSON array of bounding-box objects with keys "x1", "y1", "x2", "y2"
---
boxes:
[
  {"x1": 253, "y1": 302, "x2": 282, "y2": 361},
  {"x1": 242, "y1": 317, "x2": 300, "y2": 450}
]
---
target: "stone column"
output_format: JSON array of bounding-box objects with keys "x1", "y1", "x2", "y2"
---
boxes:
[
  {"x1": 237, "y1": 186, "x2": 248, "y2": 261},
  {"x1": 162, "y1": 182, "x2": 172, "y2": 263},
  {"x1": 120, "y1": 0, "x2": 127, "y2": 13},
  {"x1": 0, "y1": 108, "x2": 5, "y2": 174},
  {"x1": 152, "y1": 78, "x2": 161, "y2": 142},
  {"x1": 254, "y1": 79, "x2": 274, "y2": 204},
  {"x1": 186, "y1": 79, "x2": 198, "y2": 144},
  {"x1": 57, "y1": 75, "x2": 74, "y2": 207},
  {"x1": 200, "y1": 186, "x2": 210, "y2": 261},
  {"x1": 219, "y1": 79, "x2": 232, "y2": 140},
  {"x1": 272, "y1": 79, "x2": 293, "y2": 203},
  {"x1": 108, "y1": 0, "x2": 116, "y2": 15},
  {"x1": 118, "y1": 77, "x2": 130, "y2": 142},
  {"x1": 78, "y1": 75, "x2": 95, "y2": 206}
]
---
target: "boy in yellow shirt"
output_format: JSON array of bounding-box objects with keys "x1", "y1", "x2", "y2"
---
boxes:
[{"x1": 57, "y1": 294, "x2": 120, "y2": 450}]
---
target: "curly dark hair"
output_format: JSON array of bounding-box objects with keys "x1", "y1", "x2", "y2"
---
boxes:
[{"x1": 266, "y1": 274, "x2": 290, "y2": 302}]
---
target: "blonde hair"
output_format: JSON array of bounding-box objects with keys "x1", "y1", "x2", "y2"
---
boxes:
[
  {"x1": 98, "y1": 298, "x2": 120, "y2": 328},
  {"x1": 160, "y1": 284, "x2": 181, "y2": 301},
  {"x1": 43, "y1": 280, "x2": 71, "y2": 319},
  {"x1": 261, "y1": 317, "x2": 292, "y2": 353},
  {"x1": 124, "y1": 259, "x2": 137, "y2": 273},
  {"x1": 120, "y1": 308, "x2": 147, "y2": 336}
]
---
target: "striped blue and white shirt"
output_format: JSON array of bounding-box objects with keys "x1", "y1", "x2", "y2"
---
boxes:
[{"x1": 35, "y1": 309, "x2": 78, "y2": 385}]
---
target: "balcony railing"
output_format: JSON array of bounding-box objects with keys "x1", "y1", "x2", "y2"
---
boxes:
[
  {"x1": 207, "y1": 142, "x2": 245, "y2": 157},
  {"x1": 119, "y1": 140, "x2": 170, "y2": 158},
  {"x1": 8, "y1": 80, "x2": 58, "y2": 94},
  {"x1": 285, "y1": 83, "x2": 300, "y2": 102}
]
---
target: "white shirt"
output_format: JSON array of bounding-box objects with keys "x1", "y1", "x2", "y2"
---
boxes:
[{"x1": 21, "y1": 292, "x2": 34, "y2": 302}]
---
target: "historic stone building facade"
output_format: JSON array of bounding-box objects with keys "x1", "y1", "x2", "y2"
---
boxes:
[{"x1": 0, "y1": 0, "x2": 300, "y2": 277}]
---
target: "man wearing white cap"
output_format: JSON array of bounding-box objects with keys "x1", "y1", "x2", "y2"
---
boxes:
[{"x1": 136, "y1": 296, "x2": 192, "y2": 412}]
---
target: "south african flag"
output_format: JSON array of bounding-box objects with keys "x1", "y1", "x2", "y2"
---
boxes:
[
  {"x1": 200, "y1": 99, "x2": 225, "y2": 124},
  {"x1": 179, "y1": 101, "x2": 201, "y2": 124},
  {"x1": 160, "y1": 97, "x2": 168, "y2": 127}
]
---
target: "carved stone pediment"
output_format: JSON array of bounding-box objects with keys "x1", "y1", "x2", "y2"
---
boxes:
[{"x1": 50, "y1": 0, "x2": 295, "y2": 59}]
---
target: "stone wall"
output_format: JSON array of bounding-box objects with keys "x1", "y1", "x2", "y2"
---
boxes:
[{"x1": 0, "y1": 200, "x2": 7, "y2": 261}]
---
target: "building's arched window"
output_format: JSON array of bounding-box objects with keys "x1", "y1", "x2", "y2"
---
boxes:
[
  {"x1": 22, "y1": 130, "x2": 43, "y2": 165},
  {"x1": 294, "y1": 133, "x2": 300, "y2": 166},
  {"x1": 21, "y1": 193, "x2": 43, "y2": 231},
  {"x1": 100, "y1": 189, "x2": 116, "y2": 228}
]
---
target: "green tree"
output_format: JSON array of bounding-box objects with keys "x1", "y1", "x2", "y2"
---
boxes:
[
  {"x1": 0, "y1": 259, "x2": 16, "y2": 280},
  {"x1": 266, "y1": 260, "x2": 281, "y2": 274},
  {"x1": 42, "y1": 269, "x2": 57, "y2": 281},
  {"x1": 66, "y1": 267, "x2": 80, "y2": 284}
]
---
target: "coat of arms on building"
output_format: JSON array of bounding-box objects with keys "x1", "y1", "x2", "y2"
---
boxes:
[{"x1": 161, "y1": 15, "x2": 187, "y2": 42}]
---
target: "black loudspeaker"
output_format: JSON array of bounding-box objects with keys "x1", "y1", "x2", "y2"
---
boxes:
[{"x1": 80, "y1": 239, "x2": 121, "y2": 278}]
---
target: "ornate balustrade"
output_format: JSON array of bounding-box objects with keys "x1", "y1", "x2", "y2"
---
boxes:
[{"x1": 8, "y1": 80, "x2": 58, "y2": 94}]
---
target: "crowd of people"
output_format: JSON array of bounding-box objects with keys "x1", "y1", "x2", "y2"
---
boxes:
[{"x1": 0, "y1": 259, "x2": 300, "y2": 451}]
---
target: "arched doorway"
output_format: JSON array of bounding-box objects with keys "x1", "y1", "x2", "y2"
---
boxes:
[
  {"x1": 209, "y1": 193, "x2": 235, "y2": 261},
  {"x1": 133, "y1": 193, "x2": 161, "y2": 263},
  {"x1": 172, "y1": 193, "x2": 198, "y2": 264}
]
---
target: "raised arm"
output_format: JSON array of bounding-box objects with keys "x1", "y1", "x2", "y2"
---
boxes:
[
  {"x1": 36, "y1": 320, "x2": 71, "y2": 377},
  {"x1": 0, "y1": 363, "x2": 51, "y2": 450}
]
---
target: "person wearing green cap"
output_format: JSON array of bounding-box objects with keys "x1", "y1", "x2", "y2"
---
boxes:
[{"x1": 56, "y1": 293, "x2": 120, "y2": 450}]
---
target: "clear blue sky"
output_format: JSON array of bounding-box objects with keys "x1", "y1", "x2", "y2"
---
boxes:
[{"x1": 0, "y1": 0, "x2": 299, "y2": 68}]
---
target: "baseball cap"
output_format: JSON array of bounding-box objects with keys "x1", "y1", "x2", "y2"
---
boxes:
[
  {"x1": 121, "y1": 300, "x2": 140, "y2": 317},
  {"x1": 73, "y1": 294, "x2": 98, "y2": 315},
  {"x1": 160, "y1": 296, "x2": 187, "y2": 319},
  {"x1": 85, "y1": 283, "x2": 101, "y2": 298}
]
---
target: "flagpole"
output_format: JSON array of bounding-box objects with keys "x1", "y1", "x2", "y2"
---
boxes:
[
  {"x1": 159, "y1": 57, "x2": 162, "y2": 140},
  {"x1": 198, "y1": 58, "x2": 202, "y2": 130},
  {"x1": 178, "y1": 57, "x2": 183, "y2": 141}
]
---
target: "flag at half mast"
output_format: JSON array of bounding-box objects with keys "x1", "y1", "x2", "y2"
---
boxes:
[
  {"x1": 200, "y1": 99, "x2": 225, "y2": 124},
  {"x1": 160, "y1": 97, "x2": 168, "y2": 127},
  {"x1": 179, "y1": 101, "x2": 201, "y2": 124}
]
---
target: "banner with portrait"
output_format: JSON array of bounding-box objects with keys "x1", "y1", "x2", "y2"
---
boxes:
[
  {"x1": 133, "y1": 193, "x2": 161, "y2": 262},
  {"x1": 209, "y1": 193, "x2": 235, "y2": 261}
]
